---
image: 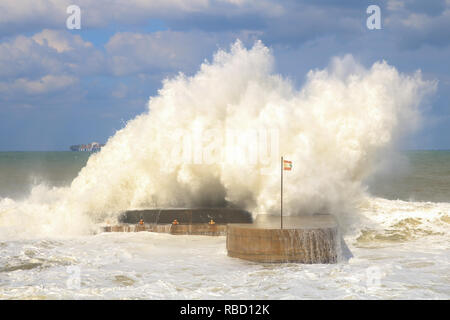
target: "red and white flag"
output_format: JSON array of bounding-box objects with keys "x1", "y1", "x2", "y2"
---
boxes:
[{"x1": 283, "y1": 160, "x2": 292, "y2": 171}]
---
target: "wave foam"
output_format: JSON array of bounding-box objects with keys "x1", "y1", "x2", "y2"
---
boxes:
[{"x1": 0, "y1": 40, "x2": 437, "y2": 238}]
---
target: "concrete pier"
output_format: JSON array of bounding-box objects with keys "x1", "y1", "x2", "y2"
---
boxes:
[
  {"x1": 226, "y1": 214, "x2": 339, "y2": 263},
  {"x1": 103, "y1": 224, "x2": 172, "y2": 233},
  {"x1": 103, "y1": 223, "x2": 227, "y2": 236},
  {"x1": 170, "y1": 224, "x2": 227, "y2": 236},
  {"x1": 103, "y1": 208, "x2": 252, "y2": 236},
  {"x1": 104, "y1": 210, "x2": 341, "y2": 264}
]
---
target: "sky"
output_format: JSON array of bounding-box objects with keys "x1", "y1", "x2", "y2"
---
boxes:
[{"x1": 0, "y1": 0, "x2": 449, "y2": 151}]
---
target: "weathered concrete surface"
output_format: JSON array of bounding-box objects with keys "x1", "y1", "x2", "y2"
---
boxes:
[
  {"x1": 103, "y1": 223, "x2": 227, "y2": 236},
  {"x1": 171, "y1": 224, "x2": 227, "y2": 236},
  {"x1": 103, "y1": 224, "x2": 171, "y2": 233},
  {"x1": 119, "y1": 208, "x2": 252, "y2": 224},
  {"x1": 227, "y1": 215, "x2": 339, "y2": 263}
]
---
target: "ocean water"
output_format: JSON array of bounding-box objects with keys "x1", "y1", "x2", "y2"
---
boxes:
[
  {"x1": 0, "y1": 151, "x2": 449, "y2": 299},
  {"x1": 0, "y1": 152, "x2": 90, "y2": 200},
  {"x1": 0, "y1": 43, "x2": 448, "y2": 299}
]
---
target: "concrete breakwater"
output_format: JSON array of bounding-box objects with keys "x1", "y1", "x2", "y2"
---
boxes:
[
  {"x1": 104, "y1": 208, "x2": 251, "y2": 236},
  {"x1": 103, "y1": 223, "x2": 228, "y2": 236},
  {"x1": 104, "y1": 209, "x2": 340, "y2": 263},
  {"x1": 226, "y1": 215, "x2": 339, "y2": 263}
]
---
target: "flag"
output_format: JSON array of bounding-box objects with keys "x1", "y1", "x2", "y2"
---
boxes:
[{"x1": 283, "y1": 160, "x2": 292, "y2": 171}]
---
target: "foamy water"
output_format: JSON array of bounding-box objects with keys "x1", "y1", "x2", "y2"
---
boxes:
[
  {"x1": 0, "y1": 41, "x2": 438, "y2": 237},
  {"x1": 0, "y1": 41, "x2": 448, "y2": 299},
  {"x1": 0, "y1": 194, "x2": 449, "y2": 299},
  {"x1": 0, "y1": 202, "x2": 448, "y2": 299}
]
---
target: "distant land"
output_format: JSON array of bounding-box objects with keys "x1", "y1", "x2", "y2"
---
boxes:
[{"x1": 70, "y1": 142, "x2": 105, "y2": 152}]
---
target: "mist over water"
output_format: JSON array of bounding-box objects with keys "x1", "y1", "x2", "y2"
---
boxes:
[
  {"x1": 0, "y1": 41, "x2": 438, "y2": 238},
  {"x1": 0, "y1": 41, "x2": 449, "y2": 300},
  {"x1": 0, "y1": 152, "x2": 89, "y2": 200}
]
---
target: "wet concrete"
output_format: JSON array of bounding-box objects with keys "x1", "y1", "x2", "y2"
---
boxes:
[
  {"x1": 119, "y1": 208, "x2": 253, "y2": 224},
  {"x1": 226, "y1": 215, "x2": 339, "y2": 263},
  {"x1": 103, "y1": 223, "x2": 227, "y2": 236}
]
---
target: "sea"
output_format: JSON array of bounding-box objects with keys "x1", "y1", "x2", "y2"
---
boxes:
[{"x1": 0, "y1": 150, "x2": 449, "y2": 299}]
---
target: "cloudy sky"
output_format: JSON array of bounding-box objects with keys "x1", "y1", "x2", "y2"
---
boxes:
[{"x1": 0, "y1": 0, "x2": 449, "y2": 150}]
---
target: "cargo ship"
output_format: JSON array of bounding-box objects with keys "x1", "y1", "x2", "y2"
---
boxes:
[{"x1": 70, "y1": 142, "x2": 104, "y2": 152}]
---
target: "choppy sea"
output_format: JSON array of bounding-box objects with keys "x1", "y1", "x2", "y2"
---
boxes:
[{"x1": 0, "y1": 151, "x2": 449, "y2": 299}]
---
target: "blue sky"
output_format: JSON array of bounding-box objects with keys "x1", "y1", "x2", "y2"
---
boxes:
[{"x1": 0, "y1": 0, "x2": 449, "y2": 150}]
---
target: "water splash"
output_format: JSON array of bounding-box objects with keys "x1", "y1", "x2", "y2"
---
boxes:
[{"x1": 0, "y1": 40, "x2": 437, "y2": 238}]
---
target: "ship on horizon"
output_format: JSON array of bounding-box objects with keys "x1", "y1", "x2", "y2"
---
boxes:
[{"x1": 70, "y1": 142, "x2": 104, "y2": 152}]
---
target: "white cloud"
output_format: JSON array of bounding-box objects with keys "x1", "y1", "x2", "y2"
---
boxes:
[
  {"x1": 105, "y1": 30, "x2": 260, "y2": 76},
  {"x1": 387, "y1": 0, "x2": 405, "y2": 11},
  {"x1": 0, "y1": 27, "x2": 259, "y2": 100},
  {"x1": 105, "y1": 31, "x2": 202, "y2": 75},
  {"x1": 32, "y1": 29, "x2": 92, "y2": 53},
  {"x1": 385, "y1": 3, "x2": 450, "y2": 49},
  {"x1": 0, "y1": 29, "x2": 102, "y2": 80},
  {"x1": 0, "y1": 75, "x2": 77, "y2": 95},
  {"x1": 0, "y1": 0, "x2": 68, "y2": 25},
  {"x1": 0, "y1": 29, "x2": 104, "y2": 100},
  {"x1": 0, "y1": 0, "x2": 282, "y2": 37},
  {"x1": 112, "y1": 83, "x2": 128, "y2": 99}
]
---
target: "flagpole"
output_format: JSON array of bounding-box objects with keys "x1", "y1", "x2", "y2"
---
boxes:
[{"x1": 281, "y1": 156, "x2": 283, "y2": 229}]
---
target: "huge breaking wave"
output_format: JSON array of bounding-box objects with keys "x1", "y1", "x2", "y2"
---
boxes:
[{"x1": 0, "y1": 40, "x2": 438, "y2": 238}]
